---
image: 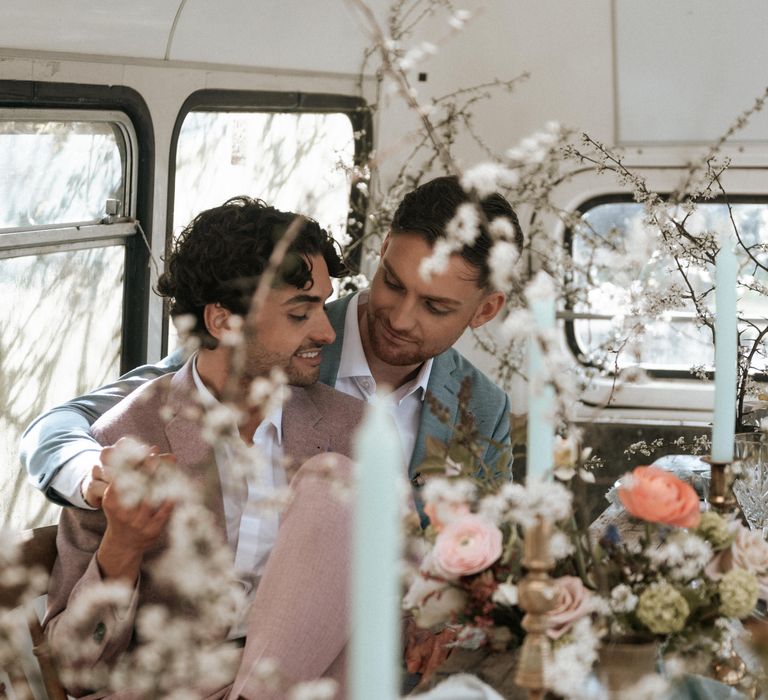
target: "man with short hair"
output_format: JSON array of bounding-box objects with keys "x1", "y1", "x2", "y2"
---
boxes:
[
  {"x1": 22, "y1": 175, "x2": 519, "y2": 511},
  {"x1": 44, "y1": 197, "x2": 365, "y2": 699}
]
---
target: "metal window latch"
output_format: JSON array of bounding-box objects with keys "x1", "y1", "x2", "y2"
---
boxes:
[{"x1": 102, "y1": 199, "x2": 127, "y2": 224}]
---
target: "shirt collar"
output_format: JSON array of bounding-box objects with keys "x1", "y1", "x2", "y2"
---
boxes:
[
  {"x1": 191, "y1": 354, "x2": 283, "y2": 444},
  {"x1": 337, "y1": 290, "x2": 434, "y2": 401},
  {"x1": 337, "y1": 290, "x2": 374, "y2": 381}
]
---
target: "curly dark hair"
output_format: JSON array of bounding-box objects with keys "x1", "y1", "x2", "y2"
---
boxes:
[
  {"x1": 157, "y1": 196, "x2": 346, "y2": 348},
  {"x1": 390, "y1": 175, "x2": 523, "y2": 289}
]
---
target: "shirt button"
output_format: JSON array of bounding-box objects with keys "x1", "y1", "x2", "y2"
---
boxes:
[{"x1": 93, "y1": 621, "x2": 106, "y2": 643}]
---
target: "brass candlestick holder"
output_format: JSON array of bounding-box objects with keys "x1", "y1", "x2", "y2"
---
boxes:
[
  {"x1": 704, "y1": 456, "x2": 737, "y2": 512},
  {"x1": 515, "y1": 516, "x2": 556, "y2": 700}
]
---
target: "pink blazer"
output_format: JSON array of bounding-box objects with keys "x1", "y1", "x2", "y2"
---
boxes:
[{"x1": 44, "y1": 359, "x2": 365, "y2": 698}]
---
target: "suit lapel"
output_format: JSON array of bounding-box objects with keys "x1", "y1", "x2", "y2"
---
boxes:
[
  {"x1": 163, "y1": 362, "x2": 227, "y2": 533},
  {"x1": 281, "y1": 387, "x2": 330, "y2": 476},
  {"x1": 408, "y1": 350, "x2": 460, "y2": 479}
]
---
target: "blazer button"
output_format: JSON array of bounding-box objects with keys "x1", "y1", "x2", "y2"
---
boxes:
[
  {"x1": 93, "y1": 621, "x2": 106, "y2": 643},
  {"x1": 411, "y1": 473, "x2": 426, "y2": 488}
]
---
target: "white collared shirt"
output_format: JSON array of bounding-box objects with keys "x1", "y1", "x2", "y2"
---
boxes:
[
  {"x1": 192, "y1": 358, "x2": 286, "y2": 637},
  {"x1": 334, "y1": 290, "x2": 433, "y2": 468}
]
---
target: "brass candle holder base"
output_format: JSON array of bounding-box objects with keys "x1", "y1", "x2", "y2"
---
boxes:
[
  {"x1": 515, "y1": 517, "x2": 556, "y2": 699},
  {"x1": 703, "y1": 456, "x2": 737, "y2": 512}
]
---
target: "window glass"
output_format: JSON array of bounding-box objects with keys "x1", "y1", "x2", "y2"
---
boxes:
[
  {"x1": 174, "y1": 112, "x2": 355, "y2": 243},
  {"x1": 0, "y1": 247, "x2": 124, "y2": 529},
  {"x1": 570, "y1": 201, "x2": 768, "y2": 372},
  {"x1": 0, "y1": 120, "x2": 124, "y2": 229}
]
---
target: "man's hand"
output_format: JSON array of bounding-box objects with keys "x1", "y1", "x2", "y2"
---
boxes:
[
  {"x1": 81, "y1": 462, "x2": 110, "y2": 508},
  {"x1": 95, "y1": 445, "x2": 176, "y2": 584},
  {"x1": 80, "y1": 439, "x2": 163, "y2": 508}
]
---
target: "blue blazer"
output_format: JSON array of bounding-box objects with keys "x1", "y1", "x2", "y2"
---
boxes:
[{"x1": 319, "y1": 293, "x2": 512, "y2": 481}]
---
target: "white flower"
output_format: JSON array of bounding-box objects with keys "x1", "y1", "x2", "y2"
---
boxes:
[
  {"x1": 446, "y1": 202, "x2": 481, "y2": 245},
  {"x1": 492, "y1": 581, "x2": 518, "y2": 607},
  {"x1": 550, "y1": 530, "x2": 574, "y2": 560},
  {"x1": 461, "y1": 163, "x2": 517, "y2": 198},
  {"x1": 422, "y1": 477, "x2": 477, "y2": 506},
  {"x1": 647, "y1": 532, "x2": 712, "y2": 581},
  {"x1": 610, "y1": 584, "x2": 638, "y2": 613},
  {"x1": 525, "y1": 270, "x2": 556, "y2": 304},
  {"x1": 419, "y1": 239, "x2": 457, "y2": 281},
  {"x1": 544, "y1": 617, "x2": 600, "y2": 697},
  {"x1": 499, "y1": 308, "x2": 533, "y2": 343},
  {"x1": 488, "y1": 240, "x2": 521, "y2": 290}
]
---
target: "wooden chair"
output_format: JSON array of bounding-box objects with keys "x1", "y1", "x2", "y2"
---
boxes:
[{"x1": 0, "y1": 525, "x2": 67, "y2": 700}]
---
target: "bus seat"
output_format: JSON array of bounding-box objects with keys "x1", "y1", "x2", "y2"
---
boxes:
[{"x1": 0, "y1": 525, "x2": 67, "y2": 700}]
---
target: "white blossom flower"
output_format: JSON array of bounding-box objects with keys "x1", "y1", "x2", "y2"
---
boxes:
[
  {"x1": 446, "y1": 203, "x2": 481, "y2": 245},
  {"x1": 544, "y1": 617, "x2": 600, "y2": 698},
  {"x1": 647, "y1": 532, "x2": 712, "y2": 581},
  {"x1": 488, "y1": 240, "x2": 521, "y2": 290},
  {"x1": 461, "y1": 163, "x2": 518, "y2": 198},
  {"x1": 550, "y1": 530, "x2": 574, "y2": 560},
  {"x1": 422, "y1": 477, "x2": 477, "y2": 506},
  {"x1": 610, "y1": 584, "x2": 638, "y2": 613},
  {"x1": 525, "y1": 270, "x2": 556, "y2": 304},
  {"x1": 499, "y1": 308, "x2": 533, "y2": 343},
  {"x1": 492, "y1": 581, "x2": 518, "y2": 607},
  {"x1": 419, "y1": 239, "x2": 457, "y2": 281}
]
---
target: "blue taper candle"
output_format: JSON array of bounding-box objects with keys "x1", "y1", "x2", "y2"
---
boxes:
[
  {"x1": 350, "y1": 397, "x2": 402, "y2": 699},
  {"x1": 712, "y1": 236, "x2": 738, "y2": 463}
]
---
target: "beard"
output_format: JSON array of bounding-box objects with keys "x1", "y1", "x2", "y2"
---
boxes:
[{"x1": 365, "y1": 308, "x2": 430, "y2": 367}]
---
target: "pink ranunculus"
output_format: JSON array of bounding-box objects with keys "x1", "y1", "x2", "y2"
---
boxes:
[
  {"x1": 707, "y1": 524, "x2": 768, "y2": 600},
  {"x1": 546, "y1": 575, "x2": 596, "y2": 639},
  {"x1": 430, "y1": 515, "x2": 503, "y2": 581},
  {"x1": 618, "y1": 466, "x2": 701, "y2": 528}
]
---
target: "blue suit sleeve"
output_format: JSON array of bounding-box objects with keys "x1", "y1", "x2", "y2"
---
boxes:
[{"x1": 20, "y1": 349, "x2": 186, "y2": 503}]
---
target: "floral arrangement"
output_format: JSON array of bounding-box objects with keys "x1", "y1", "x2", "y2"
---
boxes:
[{"x1": 403, "y1": 446, "x2": 768, "y2": 697}]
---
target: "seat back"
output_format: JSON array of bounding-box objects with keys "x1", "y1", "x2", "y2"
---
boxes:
[{"x1": 0, "y1": 525, "x2": 67, "y2": 700}]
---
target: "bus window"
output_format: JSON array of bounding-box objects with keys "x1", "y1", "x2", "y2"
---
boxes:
[
  {"x1": 568, "y1": 198, "x2": 768, "y2": 375},
  {"x1": 174, "y1": 112, "x2": 355, "y2": 244},
  {"x1": 169, "y1": 103, "x2": 362, "y2": 349},
  {"x1": 0, "y1": 110, "x2": 138, "y2": 529}
]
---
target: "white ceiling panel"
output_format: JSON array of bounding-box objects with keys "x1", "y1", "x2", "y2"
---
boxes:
[
  {"x1": 616, "y1": 0, "x2": 768, "y2": 143},
  {"x1": 0, "y1": 0, "x2": 180, "y2": 59},
  {"x1": 167, "y1": 0, "x2": 378, "y2": 74}
]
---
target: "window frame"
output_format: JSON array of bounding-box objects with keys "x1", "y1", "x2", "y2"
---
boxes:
[
  {"x1": 564, "y1": 192, "x2": 768, "y2": 381},
  {"x1": 164, "y1": 88, "x2": 372, "y2": 354},
  {"x1": 0, "y1": 80, "x2": 155, "y2": 373}
]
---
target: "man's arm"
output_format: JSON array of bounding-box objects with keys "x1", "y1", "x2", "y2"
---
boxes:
[{"x1": 20, "y1": 349, "x2": 185, "y2": 506}]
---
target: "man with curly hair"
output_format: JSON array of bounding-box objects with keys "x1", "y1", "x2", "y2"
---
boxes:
[
  {"x1": 43, "y1": 197, "x2": 365, "y2": 699},
  {"x1": 23, "y1": 177, "x2": 519, "y2": 515}
]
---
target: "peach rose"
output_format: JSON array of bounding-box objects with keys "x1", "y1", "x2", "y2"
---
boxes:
[
  {"x1": 707, "y1": 524, "x2": 768, "y2": 600},
  {"x1": 430, "y1": 515, "x2": 503, "y2": 580},
  {"x1": 618, "y1": 466, "x2": 701, "y2": 528},
  {"x1": 546, "y1": 576, "x2": 596, "y2": 639}
]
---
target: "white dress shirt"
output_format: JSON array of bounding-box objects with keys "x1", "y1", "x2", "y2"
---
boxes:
[
  {"x1": 192, "y1": 359, "x2": 285, "y2": 637},
  {"x1": 334, "y1": 290, "x2": 433, "y2": 468}
]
